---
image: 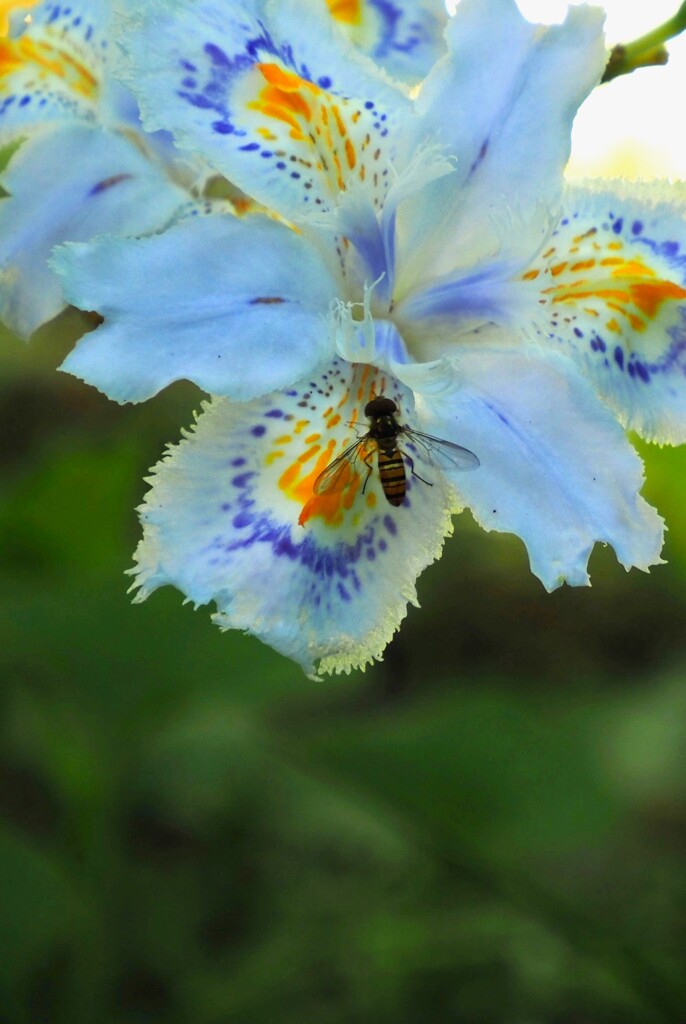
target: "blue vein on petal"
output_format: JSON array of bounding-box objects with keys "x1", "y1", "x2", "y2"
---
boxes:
[
  {"x1": 89, "y1": 173, "x2": 134, "y2": 196},
  {"x1": 374, "y1": 321, "x2": 410, "y2": 364},
  {"x1": 205, "y1": 471, "x2": 403, "y2": 607},
  {"x1": 627, "y1": 228, "x2": 686, "y2": 382},
  {"x1": 399, "y1": 264, "x2": 513, "y2": 322},
  {"x1": 369, "y1": 0, "x2": 427, "y2": 59}
]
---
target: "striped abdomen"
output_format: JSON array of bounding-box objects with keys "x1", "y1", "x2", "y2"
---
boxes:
[{"x1": 378, "y1": 446, "x2": 406, "y2": 506}]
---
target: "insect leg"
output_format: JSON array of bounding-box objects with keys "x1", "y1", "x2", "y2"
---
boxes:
[
  {"x1": 403, "y1": 451, "x2": 433, "y2": 487},
  {"x1": 360, "y1": 450, "x2": 375, "y2": 494}
]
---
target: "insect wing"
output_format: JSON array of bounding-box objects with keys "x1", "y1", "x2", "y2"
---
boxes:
[
  {"x1": 401, "y1": 427, "x2": 480, "y2": 471},
  {"x1": 313, "y1": 435, "x2": 371, "y2": 495}
]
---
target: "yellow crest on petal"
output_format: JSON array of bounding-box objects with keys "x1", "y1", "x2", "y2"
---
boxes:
[
  {"x1": 532, "y1": 230, "x2": 686, "y2": 350},
  {"x1": 0, "y1": 5, "x2": 100, "y2": 102},
  {"x1": 326, "y1": 0, "x2": 362, "y2": 26}
]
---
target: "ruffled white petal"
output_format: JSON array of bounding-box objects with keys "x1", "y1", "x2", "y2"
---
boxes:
[
  {"x1": 527, "y1": 180, "x2": 686, "y2": 445},
  {"x1": 55, "y1": 212, "x2": 341, "y2": 402},
  {"x1": 132, "y1": 359, "x2": 458, "y2": 676},
  {"x1": 395, "y1": 0, "x2": 607, "y2": 297},
  {"x1": 415, "y1": 347, "x2": 664, "y2": 590},
  {"x1": 116, "y1": 0, "x2": 409, "y2": 223},
  {"x1": 0, "y1": 123, "x2": 186, "y2": 337}
]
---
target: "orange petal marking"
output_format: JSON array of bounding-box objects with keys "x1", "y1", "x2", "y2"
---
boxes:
[
  {"x1": 249, "y1": 63, "x2": 357, "y2": 192},
  {"x1": 326, "y1": 0, "x2": 362, "y2": 24},
  {"x1": 275, "y1": 436, "x2": 355, "y2": 528},
  {"x1": 298, "y1": 458, "x2": 363, "y2": 527},
  {"x1": 544, "y1": 254, "x2": 686, "y2": 331},
  {"x1": 0, "y1": 33, "x2": 98, "y2": 98},
  {"x1": 630, "y1": 280, "x2": 686, "y2": 319}
]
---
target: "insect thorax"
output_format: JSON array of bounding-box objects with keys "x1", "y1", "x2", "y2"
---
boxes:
[{"x1": 369, "y1": 414, "x2": 400, "y2": 441}]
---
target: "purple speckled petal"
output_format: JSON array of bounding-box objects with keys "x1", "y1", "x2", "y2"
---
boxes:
[
  {"x1": 117, "y1": 0, "x2": 409, "y2": 222},
  {"x1": 131, "y1": 358, "x2": 458, "y2": 676},
  {"x1": 526, "y1": 180, "x2": 686, "y2": 445}
]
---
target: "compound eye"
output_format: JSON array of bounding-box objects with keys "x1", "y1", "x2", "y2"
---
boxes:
[{"x1": 365, "y1": 397, "x2": 397, "y2": 417}]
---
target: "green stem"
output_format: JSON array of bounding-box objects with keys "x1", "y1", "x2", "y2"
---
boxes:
[{"x1": 602, "y1": 2, "x2": 686, "y2": 83}]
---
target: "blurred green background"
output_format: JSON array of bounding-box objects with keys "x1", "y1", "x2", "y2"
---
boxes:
[{"x1": 1, "y1": 311, "x2": 685, "y2": 1024}]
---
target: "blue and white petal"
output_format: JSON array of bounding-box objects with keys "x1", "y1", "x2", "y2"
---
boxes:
[
  {"x1": 326, "y1": 0, "x2": 447, "y2": 84},
  {"x1": 131, "y1": 359, "x2": 458, "y2": 676},
  {"x1": 526, "y1": 181, "x2": 686, "y2": 445},
  {"x1": 395, "y1": 0, "x2": 607, "y2": 297},
  {"x1": 55, "y1": 212, "x2": 340, "y2": 402},
  {"x1": 0, "y1": 0, "x2": 110, "y2": 140},
  {"x1": 415, "y1": 347, "x2": 664, "y2": 590},
  {"x1": 117, "y1": 0, "x2": 409, "y2": 222},
  {"x1": 0, "y1": 123, "x2": 187, "y2": 338},
  {"x1": 393, "y1": 258, "x2": 538, "y2": 365}
]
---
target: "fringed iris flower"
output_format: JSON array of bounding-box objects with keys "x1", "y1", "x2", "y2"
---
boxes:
[{"x1": 53, "y1": 0, "x2": 686, "y2": 673}]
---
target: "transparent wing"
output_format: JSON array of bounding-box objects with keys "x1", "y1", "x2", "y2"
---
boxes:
[
  {"x1": 401, "y1": 426, "x2": 480, "y2": 471},
  {"x1": 313, "y1": 435, "x2": 372, "y2": 495}
]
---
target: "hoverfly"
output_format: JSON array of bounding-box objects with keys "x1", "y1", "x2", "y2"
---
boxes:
[{"x1": 313, "y1": 396, "x2": 479, "y2": 508}]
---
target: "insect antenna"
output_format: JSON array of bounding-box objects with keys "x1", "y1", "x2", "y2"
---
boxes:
[{"x1": 345, "y1": 418, "x2": 364, "y2": 437}]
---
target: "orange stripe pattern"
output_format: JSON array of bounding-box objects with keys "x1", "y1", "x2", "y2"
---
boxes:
[
  {"x1": 261, "y1": 361, "x2": 389, "y2": 530},
  {"x1": 0, "y1": 5, "x2": 102, "y2": 128},
  {"x1": 525, "y1": 211, "x2": 686, "y2": 384},
  {"x1": 243, "y1": 60, "x2": 390, "y2": 211},
  {"x1": 0, "y1": 33, "x2": 98, "y2": 98}
]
